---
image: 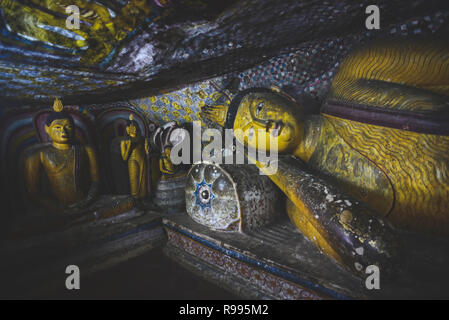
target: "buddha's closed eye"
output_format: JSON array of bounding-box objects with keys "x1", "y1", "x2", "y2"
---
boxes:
[{"x1": 256, "y1": 102, "x2": 264, "y2": 116}]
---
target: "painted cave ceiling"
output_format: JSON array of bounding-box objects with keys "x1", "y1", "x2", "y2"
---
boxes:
[{"x1": 0, "y1": 0, "x2": 448, "y2": 107}]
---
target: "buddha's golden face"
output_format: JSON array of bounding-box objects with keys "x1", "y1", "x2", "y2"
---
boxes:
[
  {"x1": 126, "y1": 124, "x2": 138, "y2": 138},
  {"x1": 233, "y1": 92, "x2": 304, "y2": 153},
  {"x1": 164, "y1": 147, "x2": 171, "y2": 157},
  {"x1": 45, "y1": 119, "x2": 74, "y2": 144}
]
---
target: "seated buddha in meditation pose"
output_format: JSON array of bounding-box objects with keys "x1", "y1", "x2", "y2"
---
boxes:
[
  {"x1": 201, "y1": 38, "x2": 449, "y2": 277},
  {"x1": 23, "y1": 99, "x2": 100, "y2": 213}
]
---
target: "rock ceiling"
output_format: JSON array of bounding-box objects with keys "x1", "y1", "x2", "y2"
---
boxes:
[{"x1": 0, "y1": 0, "x2": 448, "y2": 107}]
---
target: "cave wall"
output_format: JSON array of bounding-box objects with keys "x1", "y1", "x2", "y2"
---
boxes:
[
  {"x1": 1, "y1": 0, "x2": 449, "y2": 226},
  {"x1": 127, "y1": 7, "x2": 449, "y2": 127},
  {"x1": 0, "y1": 0, "x2": 448, "y2": 107}
]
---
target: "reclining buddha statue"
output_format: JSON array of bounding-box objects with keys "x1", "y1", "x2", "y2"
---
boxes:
[
  {"x1": 23, "y1": 99, "x2": 100, "y2": 216},
  {"x1": 201, "y1": 37, "x2": 449, "y2": 277}
]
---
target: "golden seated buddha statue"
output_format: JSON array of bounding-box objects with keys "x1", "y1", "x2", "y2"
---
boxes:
[{"x1": 23, "y1": 99, "x2": 100, "y2": 215}]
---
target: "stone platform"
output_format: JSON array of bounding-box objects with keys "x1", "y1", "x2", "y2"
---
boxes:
[
  {"x1": 0, "y1": 204, "x2": 166, "y2": 298},
  {"x1": 2, "y1": 202, "x2": 448, "y2": 299},
  {"x1": 163, "y1": 213, "x2": 449, "y2": 300}
]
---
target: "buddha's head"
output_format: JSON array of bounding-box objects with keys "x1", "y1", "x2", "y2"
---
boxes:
[
  {"x1": 44, "y1": 99, "x2": 75, "y2": 145},
  {"x1": 226, "y1": 88, "x2": 305, "y2": 153},
  {"x1": 126, "y1": 114, "x2": 140, "y2": 139},
  {"x1": 164, "y1": 146, "x2": 172, "y2": 157}
]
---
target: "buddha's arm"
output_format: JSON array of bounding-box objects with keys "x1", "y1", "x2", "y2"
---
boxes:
[
  {"x1": 121, "y1": 139, "x2": 132, "y2": 161},
  {"x1": 23, "y1": 151, "x2": 61, "y2": 212},
  {"x1": 144, "y1": 138, "x2": 150, "y2": 155},
  {"x1": 253, "y1": 154, "x2": 402, "y2": 278},
  {"x1": 159, "y1": 155, "x2": 176, "y2": 175}
]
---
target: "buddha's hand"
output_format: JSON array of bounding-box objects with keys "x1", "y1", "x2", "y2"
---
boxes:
[
  {"x1": 144, "y1": 138, "x2": 150, "y2": 155},
  {"x1": 66, "y1": 182, "x2": 99, "y2": 211}
]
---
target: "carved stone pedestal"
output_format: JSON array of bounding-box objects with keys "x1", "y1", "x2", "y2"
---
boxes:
[
  {"x1": 0, "y1": 198, "x2": 166, "y2": 298},
  {"x1": 163, "y1": 213, "x2": 449, "y2": 300}
]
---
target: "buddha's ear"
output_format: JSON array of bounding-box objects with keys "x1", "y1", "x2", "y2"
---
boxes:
[
  {"x1": 125, "y1": 126, "x2": 130, "y2": 135},
  {"x1": 44, "y1": 125, "x2": 50, "y2": 135},
  {"x1": 200, "y1": 104, "x2": 229, "y2": 127}
]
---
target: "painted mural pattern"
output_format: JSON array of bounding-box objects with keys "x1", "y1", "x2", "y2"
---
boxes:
[
  {"x1": 0, "y1": 0, "x2": 172, "y2": 66},
  {"x1": 165, "y1": 228, "x2": 327, "y2": 300},
  {"x1": 1, "y1": 0, "x2": 447, "y2": 104},
  {"x1": 129, "y1": 78, "x2": 234, "y2": 125},
  {"x1": 0, "y1": 62, "x2": 135, "y2": 101},
  {"x1": 128, "y1": 10, "x2": 449, "y2": 126},
  {"x1": 0, "y1": 0, "x2": 235, "y2": 103}
]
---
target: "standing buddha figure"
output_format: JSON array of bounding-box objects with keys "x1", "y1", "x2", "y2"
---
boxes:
[{"x1": 120, "y1": 114, "x2": 150, "y2": 200}]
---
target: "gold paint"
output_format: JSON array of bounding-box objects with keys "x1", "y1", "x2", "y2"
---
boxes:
[
  {"x1": 328, "y1": 38, "x2": 449, "y2": 112},
  {"x1": 53, "y1": 98, "x2": 64, "y2": 112},
  {"x1": 44, "y1": 118, "x2": 73, "y2": 151},
  {"x1": 339, "y1": 210, "x2": 353, "y2": 225},
  {"x1": 91, "y1": 197, "x2": 135, "y2": 221},
  {"x1": 308, "y1": 116, "x2": 394, "y2": 217},
  {"x1": 326, "y1": 38, "x2": 449, "y2": 235},
  {"x1": 233, "y1": 91, "x2": 304, "y2": 155},
  {"x1": 24, "y1": 102, "x2": 99, "y2": 211},
  {"x1": 217, "y1": 90, "x2": 395, "y2": 269},
  {"x1": 24, "y1": 144, "x2": 99, "y2": 209},
  {"x1": 121, "y1": 118, "x2": 149, "y2": 199},
  {"x1": 229, "y1": 39, "x2": 449, "y2": 235},
  {"x1": 200, "y1": 104, "x2": 228, "y2": 127},
  {"x1": 197, "y1": 90, "x2": 207, "y2": 99},
  {"x1": 1, "y1": 0, "x2": 153, "y2": 64},
  {"x1": 198, "y1": 100, "x2": 206, "y2": 108},
  {"x1": 211, "y1": 92, "x2": 222, "y2": 101},
  {"x1": 197, "y1": 38, "x2": 449, "y2": 276},
  {"x1": 159, "y1": 146, "x2": 176, "y2": 175},
  {"x1": 295, "y1": 115, "x2": 320, "y2": 163},
  {"x1": 161, "y1": 96, "x2": 170, "y2": 105},
  {"x1": 328, "y1": 114, "x2": 449, "y2": 235}
]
